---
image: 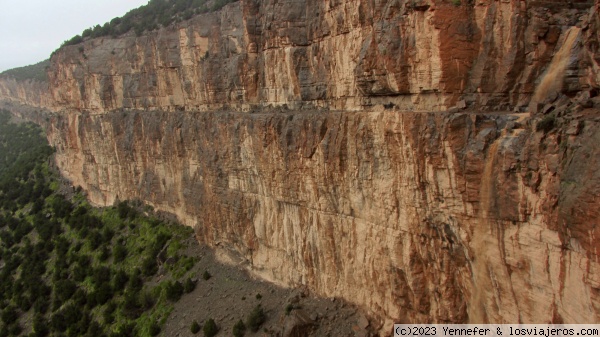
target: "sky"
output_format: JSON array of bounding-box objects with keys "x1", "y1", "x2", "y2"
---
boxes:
[{"x1": 0, "y1": 0, "x2": 150, "y2": 72}]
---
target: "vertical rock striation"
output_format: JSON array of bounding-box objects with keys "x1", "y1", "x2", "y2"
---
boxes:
[
  {"x1": 44, "y1": 109, "x2": 600, "y2": 329},
  {"x1": 1, "y1": 0, "x2": 600, "y2": 332},
  {"x1": 0, "y1": 77, "x2": 53, "y2": 109},
  {"x1": 1, "y1": 0, "x2": 594, "y2": 113}
]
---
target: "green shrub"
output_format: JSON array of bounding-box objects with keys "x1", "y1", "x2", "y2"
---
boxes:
[
  {"x1": 33, "y1": 297, "x2": 49, "y2": 314},
  {"x1": 141, "y1": 257, "x2": 158, "y2": 276},
  {"x1": 92, "y1": 266, "x2": 112, "y2": 286},
  {"x1": 122, "y1": 293, "x2": 141, "y2": 319},
  {"x1": 165, "y1": 280, "x2": 184, "y2": 302},
  {"x1": 103, "y1": 301, "x2": 116, "y2": 324},
  {"x1": 71, "y1": 288, "x2": 87, "y2": 307},
  {"x1": 94, "y1": 283, "x2": 113, "y2": 305},
  {"x1": 114, "y1": 321, "x2": 137, "y2": 337},
  {"x1": 54, "y1": 279, "x2": 77, "y2": 302},
  {"x1": 202, "y1": 270, "x2": 211, "y2": 280},
  {"x1": 140, "y1": 289, "x2": 156, "y2": 310},
  {"x1": 149, "y1": 322, "x2": 161, "y2": 336},
  {"x1": 64, "y1": 35, "x2": 83, "y2": 46},
  {"x1": 98, "y1": 246, "x2": 110, "y2": 261},
  {"x1": 117, "y1": 201, "x2": 136, "y2": 219},
  {"x1": 113, "y1": 270, "x2": 129, "y2": 291},
  {"x1": 184, "y1": 277, "x2": 197, "y2": 293},
  {"x1": 32, "y1": 314, "x2": 49, "y2": 337},
  {"x1": 113, "y1": 243, "x2": 127, "y2": 263},
  {"x1": 101, "y1": 227, "x2": 115, "y2": 242},
  {"x1": 72, "y1": 264, "x2": 88, "y2": 282},
  {"x1": 1, "y1": 305, "x2": 18, "y2": 324},
  {"x1": 88, "y1": 321, "x2": 102, "y2": 336},
  {"x1": 127, "y1": 270, "x2": 144, "y2": 292},
  {"x1": 246, "y1": 305, "x2": 266, "y2": 332},
  {"x1": 7, "y1": 323, "x2": 22, "y2": 336},
  {"x1": 17, "y1": 294, "x2": 32, "y2": 311},
  {"x1": 180, "y1": 256, "x2": 196, "y2": 273},
  {"x1": 203, "y1": 318, "x2": 218, "y2": 337},
  {"x1": 59, "y1": 303, "x2": 82, "y2": 327},
  {"x1": 452, "y1": 0, "x2": 461, "y2": 6},
  {"x1": 232, "y1": 319, "x2": 246, "y2": 337},
  {"x1": 190, "y1": 320, "x2": 200, "y2": 334}
]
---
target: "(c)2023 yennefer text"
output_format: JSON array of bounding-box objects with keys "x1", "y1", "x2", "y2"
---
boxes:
[{"x1": 393, "y1": 325, "x2": 600, "y2": 337}]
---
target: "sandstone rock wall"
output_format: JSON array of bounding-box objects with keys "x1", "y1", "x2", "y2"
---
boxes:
[
  {"x1": 0, "y1": 0, "x2": 590, "y2": 113},
  {"x1": 44, "y1": 109, "x2": 600, "y2": 329},
  {"x1": 0, "y1": 77, "x2": 53, "y2": 109},
  {"x1": 2, "y1": 0, "x2": 600, "y2": 332}
]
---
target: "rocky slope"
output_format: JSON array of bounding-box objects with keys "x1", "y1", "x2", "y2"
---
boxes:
[{"x1": 2, "y1": 0, "x2": 600, "y2": 332}]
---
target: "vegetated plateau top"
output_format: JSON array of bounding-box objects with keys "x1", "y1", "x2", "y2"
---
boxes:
[{"x1": 60, "y1": 0, "x2": 238, "y2": 47}]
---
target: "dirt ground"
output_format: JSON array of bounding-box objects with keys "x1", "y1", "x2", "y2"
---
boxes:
[{"x1": 160, "y1": 236, "x2": 374, "y2": 337}]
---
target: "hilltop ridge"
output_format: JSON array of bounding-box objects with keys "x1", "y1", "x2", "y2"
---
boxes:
[{"x1": 60, "y1": 0, "x2": 238, "y2": 47}]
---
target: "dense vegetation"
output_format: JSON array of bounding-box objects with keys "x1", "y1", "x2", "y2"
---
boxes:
[
  {"x1": 0, "y1": 109, "x2": 198, "y2": 336},
  {"x1": 62, "y1": 0, "x2": 238, "y2": 47},
  {"x1": 0, "y1": 60, "x2": 49, "y2": 82}
]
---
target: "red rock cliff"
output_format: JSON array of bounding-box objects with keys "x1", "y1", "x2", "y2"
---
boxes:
[
  {"x1": 44, "y1": 108, "x2": 600, "y2": 330},
  {"x1": 3, "y1": 0, "x2": 597, "y2": 113},
  {"x1": 2, "y1": 0, "x2": 600, "y2": 332}
]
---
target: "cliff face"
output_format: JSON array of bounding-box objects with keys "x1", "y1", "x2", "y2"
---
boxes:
[
  {"x1": 0, "y1": 77, "x2": 53, "y2": 109},
  {"x1": 44, "y1": 108, "x2": 600, "y2": 329},
  {"x1": 1, "y1": 0, "x2": 593, "y2": 113},
  {"x1": 2, "y1": 0, "x2": 600, "y2": 331}
]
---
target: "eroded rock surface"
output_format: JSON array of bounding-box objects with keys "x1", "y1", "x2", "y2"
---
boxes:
[
  {"x1": 2, "y1": 0, "x2": 600, "y2": 113},
  {"x1": 1, "y1": 0, "x2": 600, "y2": 332},
  {"x1": 41, "y1": 109, "x2": 600, "y2": 330}
]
